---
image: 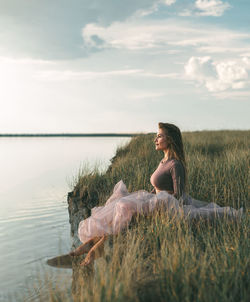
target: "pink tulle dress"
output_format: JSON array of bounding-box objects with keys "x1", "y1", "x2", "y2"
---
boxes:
[{"x1": 78, "y1": 160, "x2": 243, "y2": 244}]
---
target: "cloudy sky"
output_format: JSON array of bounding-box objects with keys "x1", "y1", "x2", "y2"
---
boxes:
[{"x1": 0, "y1": 0, "x2": 249, "y2": 133}]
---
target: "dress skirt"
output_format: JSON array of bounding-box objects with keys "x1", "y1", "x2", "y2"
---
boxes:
[{"x1": 78, "y1": 180, "x2": 243, "y2": 244}]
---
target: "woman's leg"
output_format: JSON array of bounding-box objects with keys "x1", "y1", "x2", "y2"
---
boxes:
[
  {"x1": 69, "y1": 237, "x2": 101, "y2": 256},
  {"x1": 80, "y1": 235, "x2": 107, "y2": 266}
]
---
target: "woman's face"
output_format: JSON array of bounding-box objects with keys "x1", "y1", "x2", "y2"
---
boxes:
[{"x1": 154, "y1": 128, "x2": 168, "y2": 151}]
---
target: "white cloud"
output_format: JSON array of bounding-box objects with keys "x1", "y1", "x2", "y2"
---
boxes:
[
  {"x1": 211, "y1": 90, "x2": 250, "y2": 100},
  {"x1": 36, "y1": 69, "x2": 142, "y2": 81},
  {"x1": 197, "y1": 46, "x2": 250, "y2": 54},
  {"x1": 83, "y1": 22, "x2": 162, "y2": 50},
  {"x1": 185, "y1": 56, "x2": 250, "y2": 92},
  {"x1": 216, "y1": 61, "x2": 248, "y2": 84},
  {"x1": 0, "y1": 55, "x2": 179, "y2": 85},
  {"x1": 132, "y1": 0, "x2": 176, "y2": 18},
  {"x1": 242, "y1": 56, "x2": 250, "y2": 66},
  {"x1": 36, "y1": 68, "x2": 180, "y2": 82},
  {"x1": 195, "y1": 0, "x2": 231, "y2": 16},
  {"x1": 164, "y1": 0, "x2": 176, "y2": 5},
  {"x1": 135, "y1": 4, "x2": 159, "y2": 17},
  {"x1": 142, "y1": 72, "x2": 180, "y2": 79},
  {"x1": 82, "y1": 20, "x2": 250, "y2": 54},
  {"x1": 179, "y1": 0, "x2": 231, "y2": 17},
  {"x1": 184, "y1": 56, "x2": 214, "y2": 82}
]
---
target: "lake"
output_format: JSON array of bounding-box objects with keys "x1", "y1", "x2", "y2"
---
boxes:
[{"x1": 0, "y1": 136, "x2": 131, "y2": 301}]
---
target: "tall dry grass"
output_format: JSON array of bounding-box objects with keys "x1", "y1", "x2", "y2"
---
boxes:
[{"x1": 26, "y1": 131, "x2": 249, "y2": 301}]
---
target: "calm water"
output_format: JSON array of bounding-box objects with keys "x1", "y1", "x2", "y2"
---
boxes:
[{"x1": 0, "y1": 137, "x2": 130, "y2": 301}]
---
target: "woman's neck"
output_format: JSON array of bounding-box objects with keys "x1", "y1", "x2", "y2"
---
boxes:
[{"x1": 163, "y1": 150, "x2": 169, "y2": 162}]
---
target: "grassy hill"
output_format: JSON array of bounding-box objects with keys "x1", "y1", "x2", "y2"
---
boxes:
[{"x1": 30, "y1": 130, "x2": 250, "y2": 301}]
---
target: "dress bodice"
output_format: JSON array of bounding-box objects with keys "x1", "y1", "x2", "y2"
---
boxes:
[{"x1": 150, "y1": 159, "x2": 185, "y2": 199}]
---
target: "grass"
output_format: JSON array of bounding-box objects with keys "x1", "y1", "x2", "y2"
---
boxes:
[{"x1": 28, "y1": 130, "x2": 249, "y2": 301}]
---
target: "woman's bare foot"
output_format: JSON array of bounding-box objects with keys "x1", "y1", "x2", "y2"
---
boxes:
[
  {"x1": 80, "y1": 235, "x2": 106, "y2": 266},
  {"x1": 69, "y1": 237, "x2": 98, "y2": 256},
  {"x1": 80, "y1": 249, "x2": 96, "y2": 266}
]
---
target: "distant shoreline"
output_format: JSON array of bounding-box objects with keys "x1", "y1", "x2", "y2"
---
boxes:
[
  {"x1": 0, "y1": 133, "x2": 137, "y2": 137},
  {"x1": 0, "y1": 130, "x2": 249, "y2": 138}
]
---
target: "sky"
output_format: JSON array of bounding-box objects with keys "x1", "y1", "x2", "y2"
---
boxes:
[{"x1": 0, "y1": 0, "x2": 249, "y2": 133}]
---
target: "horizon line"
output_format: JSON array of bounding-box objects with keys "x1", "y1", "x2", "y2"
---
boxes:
[{"x1": 0, "y1": 133, "x2": 139, "y2": 137}]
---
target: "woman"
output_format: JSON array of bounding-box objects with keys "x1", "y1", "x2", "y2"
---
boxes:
[
  {"x1": 70, "y1": 123, "x2": 242, "y2": 266},
  {"x1": 151, "y1": 122, "x2": 186, "y2": 198}
]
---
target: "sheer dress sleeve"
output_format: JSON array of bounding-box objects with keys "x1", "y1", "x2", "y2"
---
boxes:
[{"x1": 170, "y1": 161, "x2": 185, "y2": 199}]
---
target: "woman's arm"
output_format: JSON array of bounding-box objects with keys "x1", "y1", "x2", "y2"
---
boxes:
[
  {"x1": 150, "y1": 188, "x2": 156, "y2": 194},
  {"x1": 170, "y1": 161, "x2": 185, "y2": 199}
]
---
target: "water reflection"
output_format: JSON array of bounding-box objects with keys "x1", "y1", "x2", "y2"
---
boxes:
[{"x1": 0, "y1": 137, "x2": 130, "y2": 301}]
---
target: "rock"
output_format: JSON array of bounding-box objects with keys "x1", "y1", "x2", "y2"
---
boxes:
[{"x1": 67, "y1": 186, "x2": 112, "y2": 301}]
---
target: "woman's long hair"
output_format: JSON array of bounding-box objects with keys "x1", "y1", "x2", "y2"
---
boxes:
[{"x1": 158, "y1": 122, "x2": 187, "y2": 188}]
